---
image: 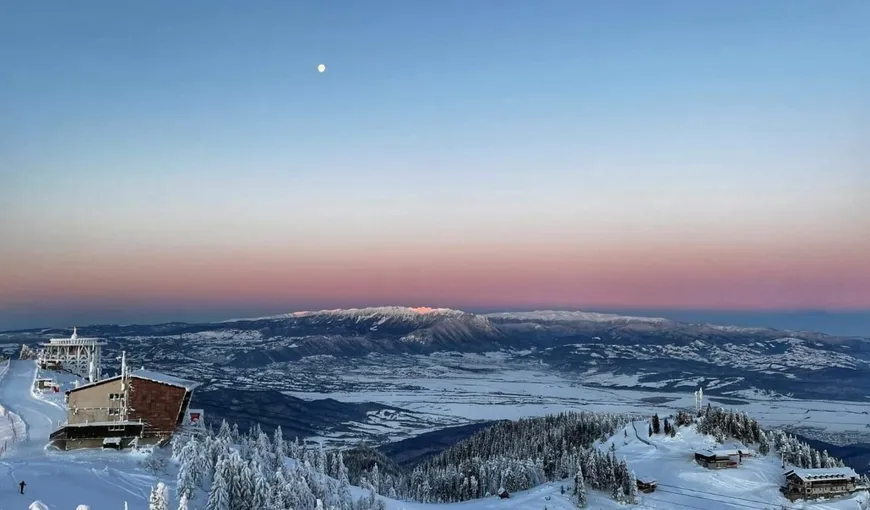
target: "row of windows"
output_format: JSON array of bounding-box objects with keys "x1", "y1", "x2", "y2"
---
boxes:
[{"x1": 109, "y1": 393, "x2": 125, "y2": 401}]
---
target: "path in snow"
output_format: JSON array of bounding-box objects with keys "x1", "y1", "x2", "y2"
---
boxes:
[
  {"x1": 0, "y1": 360, "x2": 157, "y2": 508},
  {"x1": 0, "y1": 361, "x2": 66, "y2": 450}
]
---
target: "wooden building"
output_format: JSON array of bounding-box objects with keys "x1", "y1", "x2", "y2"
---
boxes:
[
  {"x1": 50, "y1": 368, "x2": 198, "y2": 450},
  {"x1": 636, "y1": 478, "x2": 657, "y2": 493},
  {"x1": 781, "y1": 468, "x2": 859, "y2": 501},
  {"x1": 694, "y1": 449, "x2": 745, "y2": 469}
]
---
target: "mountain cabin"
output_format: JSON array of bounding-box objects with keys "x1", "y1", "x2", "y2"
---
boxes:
[
  {"x1": 694, "y1": 449, "x2": 746, "y2": 469},
  {"x1": 781, "y1": 467, "x2": 860, "y2": 501},
  {"x1": 636, "y1": 478, "x2": 657, "y2": 493},
  {"x1": 50, "y1": 369, "x2": 199, "y2": 450}
]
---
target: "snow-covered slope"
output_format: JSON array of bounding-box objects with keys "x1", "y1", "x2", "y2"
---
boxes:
[{"x1": 0, "y1": 360, "x2": 868, "y2": 509}]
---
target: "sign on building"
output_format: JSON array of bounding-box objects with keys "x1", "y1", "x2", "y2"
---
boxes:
[{"x1": 186, "y1": 408, "x2": 204, "y2": 425}]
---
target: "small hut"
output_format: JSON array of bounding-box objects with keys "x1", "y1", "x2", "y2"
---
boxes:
[
  {"x1": 636, "y1": 478, "x2": 658, "y2": 493},
  {"x1": 497, "y1": 487, "x2": 509, "y2": 499}
]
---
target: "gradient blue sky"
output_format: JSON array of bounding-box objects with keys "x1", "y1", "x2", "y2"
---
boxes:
[{"x1": 1, "y1": 1, "x2": 869, "y2": 330}]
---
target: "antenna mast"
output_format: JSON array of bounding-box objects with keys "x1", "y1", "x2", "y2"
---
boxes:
[{"x1": 120, "y1": 351, "x2": 130, "y2": 422}]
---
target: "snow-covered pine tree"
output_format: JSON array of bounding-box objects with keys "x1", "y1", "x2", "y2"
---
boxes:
[
  {"x1": 206, "y1": 457, "x2": 231, "y2": 510},
  {"x1": 625, "y1": 469, "x2": 638, "y2": 504},
  {"x1": 574, "y1": 468, "x2": 587, "y2": 508},
  {"x1": 272, "y1": 425, "x2": 285, "y2": 470},
  {"x1": 148, "y1": 482, "x2": 169, "y2": 510},
  {"x1": 217, "y1": 419, "x2": 231, "y2": 440},
  {"x1": 229, "y1": 450, "x2": 254, "y2": 510},
  {"x1": 177, "y1": 494, "x2": 189, "y2": 510},
  {"x1": 251, "y1": 461, "x2": 270, "y2": 510}
]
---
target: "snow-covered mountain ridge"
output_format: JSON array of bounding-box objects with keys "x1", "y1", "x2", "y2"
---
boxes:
[{"x1": 4, "y1": 307, "x2": 870, "y2": 433}]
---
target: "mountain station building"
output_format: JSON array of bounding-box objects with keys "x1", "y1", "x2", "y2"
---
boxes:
[{"x1": 50, "y1": 369, "x2": 199, "y2": 450}]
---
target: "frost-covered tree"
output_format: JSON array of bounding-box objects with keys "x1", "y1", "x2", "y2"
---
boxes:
[
  {"x1": 177, "y1": 495, "x2": 189, "y2": 510},
  {"x1": 574, "y1": 467, "x2": 587, "y2": 508},
  {"x1": 625, "y1": 469, "x2": 638, "y2": 504},
  {"x1": 207, "y1": 457, "x2": 231, "y2": 510},
  {"x1": 149, "y1": 482, "x2": 169, "y2": 510},
  {"x1": 272, "y1": 426, "x2": 285, "y2": 470}
]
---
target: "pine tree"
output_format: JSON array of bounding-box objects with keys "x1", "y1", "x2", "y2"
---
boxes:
[
  {"x1": 625, "y1": 470, "x2": 638, "y2": 504},
  {"x1": 574, "y1": 468, "x2": 587, "y2": 508},
  {"x1": 207, "y1": 457, "x2": 231, "y2": 510},
  {"x1": 149, "y1": 482, "x2": 169, "y2": 510},
  {"x1": 217, "y1": 420, "x2": 231, "y2": 440},
  {"x1": 177, "y1": 495, "x2": 189, "y2": 510},
  {"x1": 272, "y1": 426, "x2": 285, "y2": 470}
]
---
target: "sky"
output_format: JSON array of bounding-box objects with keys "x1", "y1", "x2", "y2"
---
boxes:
[{"x1": 1, "y1": 1, "x2": 869, "y2": 330}]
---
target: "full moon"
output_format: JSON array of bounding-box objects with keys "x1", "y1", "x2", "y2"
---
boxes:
[{"x1": 317, "y1": 64, "x2": 326, "y2": 73}]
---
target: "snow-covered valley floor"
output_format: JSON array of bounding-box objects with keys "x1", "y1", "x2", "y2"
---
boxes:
[
  {"x1": 0, "y1": 359, "x2": 867, "y2": 509},
  {"x1": 280, "y1": 353, "x2": 870, "y2": 446}
]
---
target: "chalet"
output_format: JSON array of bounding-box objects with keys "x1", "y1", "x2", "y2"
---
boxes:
[
  {"x1": 782, "y1": 467, "x2": 860, "y2": 501},
  {"x1": 636, "y1": 478, "x2": 657, "y2": 493},
  {"x1": 497, "y1": 488, "x2": 509, "y2": 499},
  {"x1": 49, "y1": 368, "x2": 198, "y2": 450},
  {"x1": 694, "y1": 449, "x2": 746, "y2": 469}
]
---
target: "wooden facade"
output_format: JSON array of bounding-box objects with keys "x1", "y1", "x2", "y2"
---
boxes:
[{"x1": 127, "y1": 376, "x2": 188, "y2": 436}]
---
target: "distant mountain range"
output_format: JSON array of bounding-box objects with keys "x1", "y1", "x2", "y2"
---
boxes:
[{"x1": 3, "y1": 306, "x2": 870, "y2": 437}]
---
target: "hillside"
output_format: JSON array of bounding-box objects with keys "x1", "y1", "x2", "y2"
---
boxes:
[{"x1": 1, "y1": 359, "x2": 869, "y2": 509}]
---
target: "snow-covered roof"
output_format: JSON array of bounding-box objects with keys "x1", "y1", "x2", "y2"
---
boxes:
[
  {"x1": 785, "y1": 468, "x2": 859, "y2": 483},
  {"x1": 696, "y1": 449, "x2": 741, "y2": 458},
  {"x1": 637, "y1": 478, "x2": 657, "y2": 484},
  {"x1": 67, "y1": 369, "x2": 199, "y2": 393},
  {"x1": 131, "y1": 369, "x2": 199, "y2": 390},
  {"x1": 63, "y1": 420, "x2": 143, "y2": 428}
]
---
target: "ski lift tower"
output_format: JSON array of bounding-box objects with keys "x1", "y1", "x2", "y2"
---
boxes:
[{"x1": 37, "y1": 327, "x2": 105, "y2": 383}]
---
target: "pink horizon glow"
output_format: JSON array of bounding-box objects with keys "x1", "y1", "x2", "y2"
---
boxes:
[{"x1": 3, "y1": 237, "x2": 869, "y2": 312}]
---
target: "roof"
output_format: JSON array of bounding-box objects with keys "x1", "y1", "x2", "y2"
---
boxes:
[
  {"x1": 67, "y1": 369, "x2": 199, "y2": 394},
  {"x1": 63, "y1": 420, "x2": 143, "y2": 428},
  {"x1": 131, "y1": 369, "x2": 199, "y2": 390},
  {"x1": 785, "y1": 468, "x2": 859, "y2": 483},
  {"x1": 696, "y1": 449, "x2": 741, "y2": 458},
  {"x1": 637, "y1": 478, "x2": 657, "y2": 484}
]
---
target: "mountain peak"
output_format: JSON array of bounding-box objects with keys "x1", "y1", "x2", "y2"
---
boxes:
[{"x1": 292, "y1": 306, "x2": 464, "y2": 318}]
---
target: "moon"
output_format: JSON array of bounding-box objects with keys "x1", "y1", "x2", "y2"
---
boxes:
[{"x1": 317, "y1": 64, "x2": 326, "y2": 73}]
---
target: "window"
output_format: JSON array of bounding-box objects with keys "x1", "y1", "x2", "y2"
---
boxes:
[
  {"x1": 108, "y1": 408, "x2": 120, "y2": 416},
  {"x1": 108, "y1": 393, "x2": 124, "y2": 401}
]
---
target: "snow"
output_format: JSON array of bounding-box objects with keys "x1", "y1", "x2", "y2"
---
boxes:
[
  {"x1": 226, "y1": 306, "x2": 466, "y2": 322},
  {"x1": 130, "y1": 369, "x2": 199, "y2": 391},
  {"x1": 484, "y1": 310, "x2": 669, "y2": 323},
  {"x1": 787, "y1": 467, "x2": 860, "y2": 482},
  {"x1": 0, "y1": 359, "x2": 867, "y2": 509}
]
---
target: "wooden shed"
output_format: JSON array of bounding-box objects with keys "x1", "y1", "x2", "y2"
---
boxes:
[{"x1": 636, "y1": 478, "x2": 657, "y2": 493}]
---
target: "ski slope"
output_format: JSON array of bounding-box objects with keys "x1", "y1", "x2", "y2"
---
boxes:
[{"x1": 0, "y1": 360, "x2": 866, "y2": 509}]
